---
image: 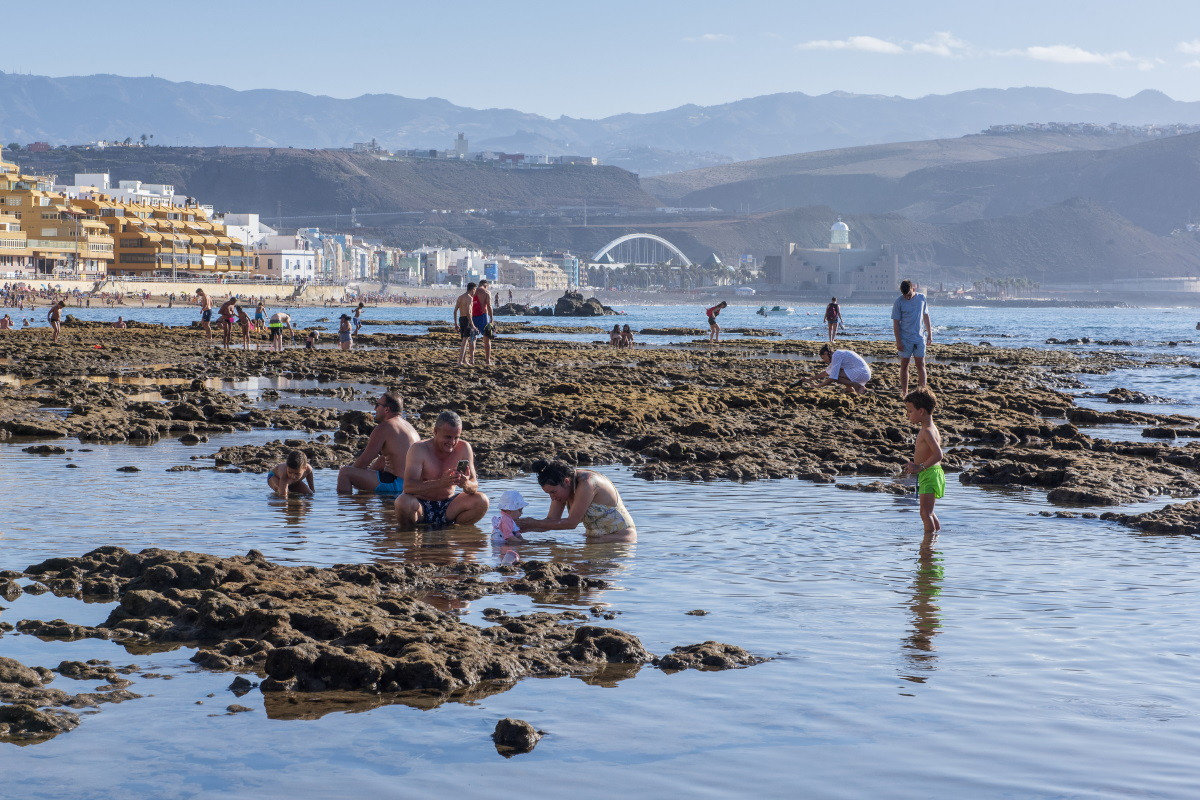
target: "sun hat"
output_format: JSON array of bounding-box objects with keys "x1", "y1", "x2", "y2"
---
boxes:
[{"x1": 497, "y1": 490, "x2": 527, "y2": 511}]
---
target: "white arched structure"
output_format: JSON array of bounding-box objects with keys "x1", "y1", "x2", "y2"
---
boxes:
[{"x1": 592, "y1": 233, "x2": 693, "y2": 266}]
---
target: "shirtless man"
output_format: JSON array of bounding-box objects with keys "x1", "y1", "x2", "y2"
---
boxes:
[
  {"x1": 196, "y1": 288, "x2": 213, "y2": 341},
  {"x1": 217, "y1": 296, "x2": 238, "y2": 350},
  {"x1": 394, "y1": 410, "x2": 489, "y2": 528},
  {"x1": 336, "y1": 390, "x2": 419, "y2": 494},
  {"x1": 0, "y1": 314, "x2": 13, "y2": 330},
  {"x1": 473, "y1": 279, "x2": 495, "y2": 366},
  {"x1": 48, "y1": 300, "x2": 66, "y2": 343},
  {"x1": 453, "y1": 283, "x2": 478, "y2": 367},
  {"x1": 268, "y1": 311, "x2": 294, "y2": 352}
]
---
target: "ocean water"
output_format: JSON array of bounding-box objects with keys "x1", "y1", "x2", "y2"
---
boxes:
[{"x1": 2, "y1": 305, "x2": 1200, "y2": 798}]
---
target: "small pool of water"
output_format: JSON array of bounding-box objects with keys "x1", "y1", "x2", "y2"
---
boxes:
[{"x1": 2, "y1": 434, "x2": 1199, "y2": 798}]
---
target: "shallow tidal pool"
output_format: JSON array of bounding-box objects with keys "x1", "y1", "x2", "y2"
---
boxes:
[{"x1": 2, "y1": 433, "x2": 1199, "y2": 799}]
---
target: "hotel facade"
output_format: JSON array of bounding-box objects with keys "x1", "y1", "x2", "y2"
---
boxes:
[{"x1": 0, "y1": 145, "x2": 251, "y2": 280}]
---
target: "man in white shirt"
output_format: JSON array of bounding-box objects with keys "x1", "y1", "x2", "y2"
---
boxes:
[{"x1": 807, "y1": 344, "x2": 872, "y2": 394}]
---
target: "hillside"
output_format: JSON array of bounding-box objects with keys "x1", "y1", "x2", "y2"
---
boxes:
[
  {"x1": 7, "y1": 72, "x2": 1200, "y2": 174},
  {"x1": 643, "y1": 130, "x2": 1160, "y2": 203},
  {"x1": 654, "y1": 131, "x2": 1200, "y2": 236},
  {"x1": 377, "y1": 202, "x2": 1200, "y2": 285},
  {"x1": 8, "y1": 147, "x2": 659, "y2": 217}
]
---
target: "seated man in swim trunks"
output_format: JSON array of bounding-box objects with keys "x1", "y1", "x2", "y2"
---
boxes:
[
  {"x1": 394, "y1": 410, "x2": 489, "y2": 528},
  {"x1": 336, "y1": 390, "x2": 419, "y2": 494}
]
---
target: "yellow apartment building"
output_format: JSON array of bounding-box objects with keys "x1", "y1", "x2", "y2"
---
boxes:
[{"x1": 0, "y1": 145, "x2": 252, "y2": 280}]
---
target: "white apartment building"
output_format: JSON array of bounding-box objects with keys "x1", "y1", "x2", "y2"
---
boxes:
[{"x1": 254, "y1": 233, "x2": 317, "y2": 282}]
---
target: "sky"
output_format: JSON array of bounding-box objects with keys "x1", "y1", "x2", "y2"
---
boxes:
[{"x1": 5, "y1": 0, "x2": 1200, "y2": 118}]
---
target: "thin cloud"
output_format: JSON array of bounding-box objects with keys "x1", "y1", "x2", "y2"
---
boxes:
[
  {"x1": 797, "y1": 35, "x2": 904, "y2": 55},
  {"x1": 684, "y1": 33, "x2": 732, "y2": 43},
  {"x1": 797, "y1": 32, "x2": 966, "y2": 57},
  {"x1": 911, "y1": 32, "x2": 968, "y2": 57},
  {"x1": 1185, "y1": 60, "x2": 1200, "y2": 69},
  {"x1": 1021, "y1": 45, "x2": 1134, "y2": 65},
  {"x1": 1178, "y1": 40, "x2": 1200, "y2": 55}
]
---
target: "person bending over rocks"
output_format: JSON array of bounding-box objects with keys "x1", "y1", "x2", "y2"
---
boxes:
[
  {"x1": 268, "y1": 451, "x2": 315, "y2": 498},
  {"x1": 394, "y1": 410, "x2": 489, "y2": 528},
  {"x1": 807, "y1": 344, "x2": 871, "y2": 394},
  {"x1": 518, "y1": 459, "x2": 636, "y2": 542},
  {"x1": 706, "y1": 300, "x2": 728, "y2": 344},
  {"x1": 268, "y1": 311, "x2": 294, "y2": 352},
  {"x1": 337, "y1": 391, "x2": 419, "y2": 494}
]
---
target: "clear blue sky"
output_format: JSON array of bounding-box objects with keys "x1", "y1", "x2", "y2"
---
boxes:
[{"x1": 5, "y1": 0, "x2": 1200, "y2": 117}]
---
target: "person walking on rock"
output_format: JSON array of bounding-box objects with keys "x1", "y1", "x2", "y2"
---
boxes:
[
  {"x1": 891, "y1": 280, "x2": 932, "y2": 397},
  {"x1": 824, "y1": 297, "x2": 842, "y2": 343}
]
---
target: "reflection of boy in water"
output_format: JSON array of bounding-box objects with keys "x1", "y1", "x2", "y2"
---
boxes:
[{"x1": 267, "y1": 451, "x2": 315, "y2": 498}]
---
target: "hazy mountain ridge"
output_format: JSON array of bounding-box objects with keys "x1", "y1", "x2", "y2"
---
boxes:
[{"x1": 7, "y1": 72, "x2": 1200, "y2": 175}]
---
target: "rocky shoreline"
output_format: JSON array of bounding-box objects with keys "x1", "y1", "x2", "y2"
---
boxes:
[{"x1": 2, "y1": 323, "x2": 1200, "y2": 741}]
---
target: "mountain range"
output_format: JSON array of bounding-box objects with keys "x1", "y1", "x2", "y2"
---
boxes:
[{"x1": 7, "y1": 71, "x2": 1200, "y2": 174}]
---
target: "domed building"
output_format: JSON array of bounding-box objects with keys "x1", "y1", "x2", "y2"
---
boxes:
[{"x1": 763, "y1": 217, "x2": 897, "y2": 299}]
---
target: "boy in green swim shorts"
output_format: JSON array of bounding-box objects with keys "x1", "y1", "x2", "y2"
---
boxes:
[{"x1": 903, "y1": 388, "x2": 943, "y2": 535}]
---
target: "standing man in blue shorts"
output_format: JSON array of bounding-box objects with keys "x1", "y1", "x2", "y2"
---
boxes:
[
  {"x1": 336, "y1": 390, "x2": 419, "y2": 494},
  {"x1": 891, "y1": 279, "x2": 932, "y2": 397}
]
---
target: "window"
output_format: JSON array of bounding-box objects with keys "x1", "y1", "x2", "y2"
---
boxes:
[
  {"x1": 41, "y1": 228, "x2": 57, "y2": 237},
  {"x1": 267, "y1": 258, "x2": 273, "y2": 270}
]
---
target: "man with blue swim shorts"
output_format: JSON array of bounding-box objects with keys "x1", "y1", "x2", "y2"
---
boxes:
[
  {"x1": 472, "y1": 279, "x2": 495, "y2": 367},
  {"x1": 336, "y1": 390, "x2": 419, "y2": 494},
  {"x1": 891, "y1": 279, "x2": 932, "y2": 397}
]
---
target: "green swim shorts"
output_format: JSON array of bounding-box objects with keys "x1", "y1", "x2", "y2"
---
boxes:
[{"x1": 918, "y1": 464, "x2": 945, "y2": 498}]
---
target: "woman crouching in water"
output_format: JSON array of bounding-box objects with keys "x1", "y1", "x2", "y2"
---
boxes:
[{"x1": 519, "y1": 459, "x2": 636, "y2": 542}]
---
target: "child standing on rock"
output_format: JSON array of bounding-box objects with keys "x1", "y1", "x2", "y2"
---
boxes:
[{"x1": 903, "y1": 388, "x2": 943, "y2": 535}]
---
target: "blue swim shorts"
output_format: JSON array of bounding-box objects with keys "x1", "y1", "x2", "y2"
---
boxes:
[
  {"x1": 376, "y1": 470, "x2": 404, "y2": 494},
  {"x1": 898, "y1": 338, "x2": 927, "y2": 358},
  {"x1": 201, "y1": 309, "x2": 213, "y2": 322},
  {"x1": 473, "y1": 314, "x2": 490, "y2": 337}
]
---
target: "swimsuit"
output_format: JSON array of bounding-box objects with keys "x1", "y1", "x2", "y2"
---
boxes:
[
  {"x1": 473, "y1": 314, "x2": 490, "y2": 337},
  {"x1": 419, "y1": 497, "x2": 455, "y2": 527},
  {"x1": 582, "y1": 501, "x2": 635, "y2": 537},
  {"x1": 458, "y1": 317, "x2": 477, "y2": 338},
  {"x1": 201, "y1": 309, "x2": 212, "y2": 322},
  {"x1": 491, "y1": 514, "x2": 521, "y2": 543},
  {"x1": 375, "y1": 470, "x2": 404, "y2": 494},
  {"x1": 339, "y1": 328, "x2": 351, "y2": 343},
  {"x1": 917, "y1": 464, "x2": 945, "y2": 498}
]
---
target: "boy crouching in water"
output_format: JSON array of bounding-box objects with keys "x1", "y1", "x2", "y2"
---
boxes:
[
  {"x1": 903, "y1": 388, "x2": 943, "y2": 535},
  {"x1": 268, "y1": 451, "x2": 315, "y2": 498}
]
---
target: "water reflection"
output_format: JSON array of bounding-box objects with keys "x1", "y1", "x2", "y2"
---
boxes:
[{"x1": 900, "y1": 532, "x2": 944, "y2": 683}]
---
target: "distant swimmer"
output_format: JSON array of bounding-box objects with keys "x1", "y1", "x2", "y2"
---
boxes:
[
  {"x1": 706, "y1": 300, "x2": 728, "y2": 344},
  {"x1": 112, "y1": 316, "x2": 126, "y2": 329},
  {"x1": 0, "y1": 314, "x2": 13, "y2": 330},
  {"x1": 337, "y1": 390, "x2": 419, "y2": 494},
  {"x1": 267, "y1": 450, "x2": 315, "y2": 498},
  {"x1": 196, "y1": 288, "x2": 213, "y2": 341}
]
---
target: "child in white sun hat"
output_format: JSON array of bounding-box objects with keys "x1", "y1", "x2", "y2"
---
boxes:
[{"x1": 492, "y1": 490, "x2": 529, "y2": 544}]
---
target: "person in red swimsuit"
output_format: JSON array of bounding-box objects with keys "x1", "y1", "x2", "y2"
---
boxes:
[{"x1": 706, "y1": 300, "x2": 728, "y2": 343}]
